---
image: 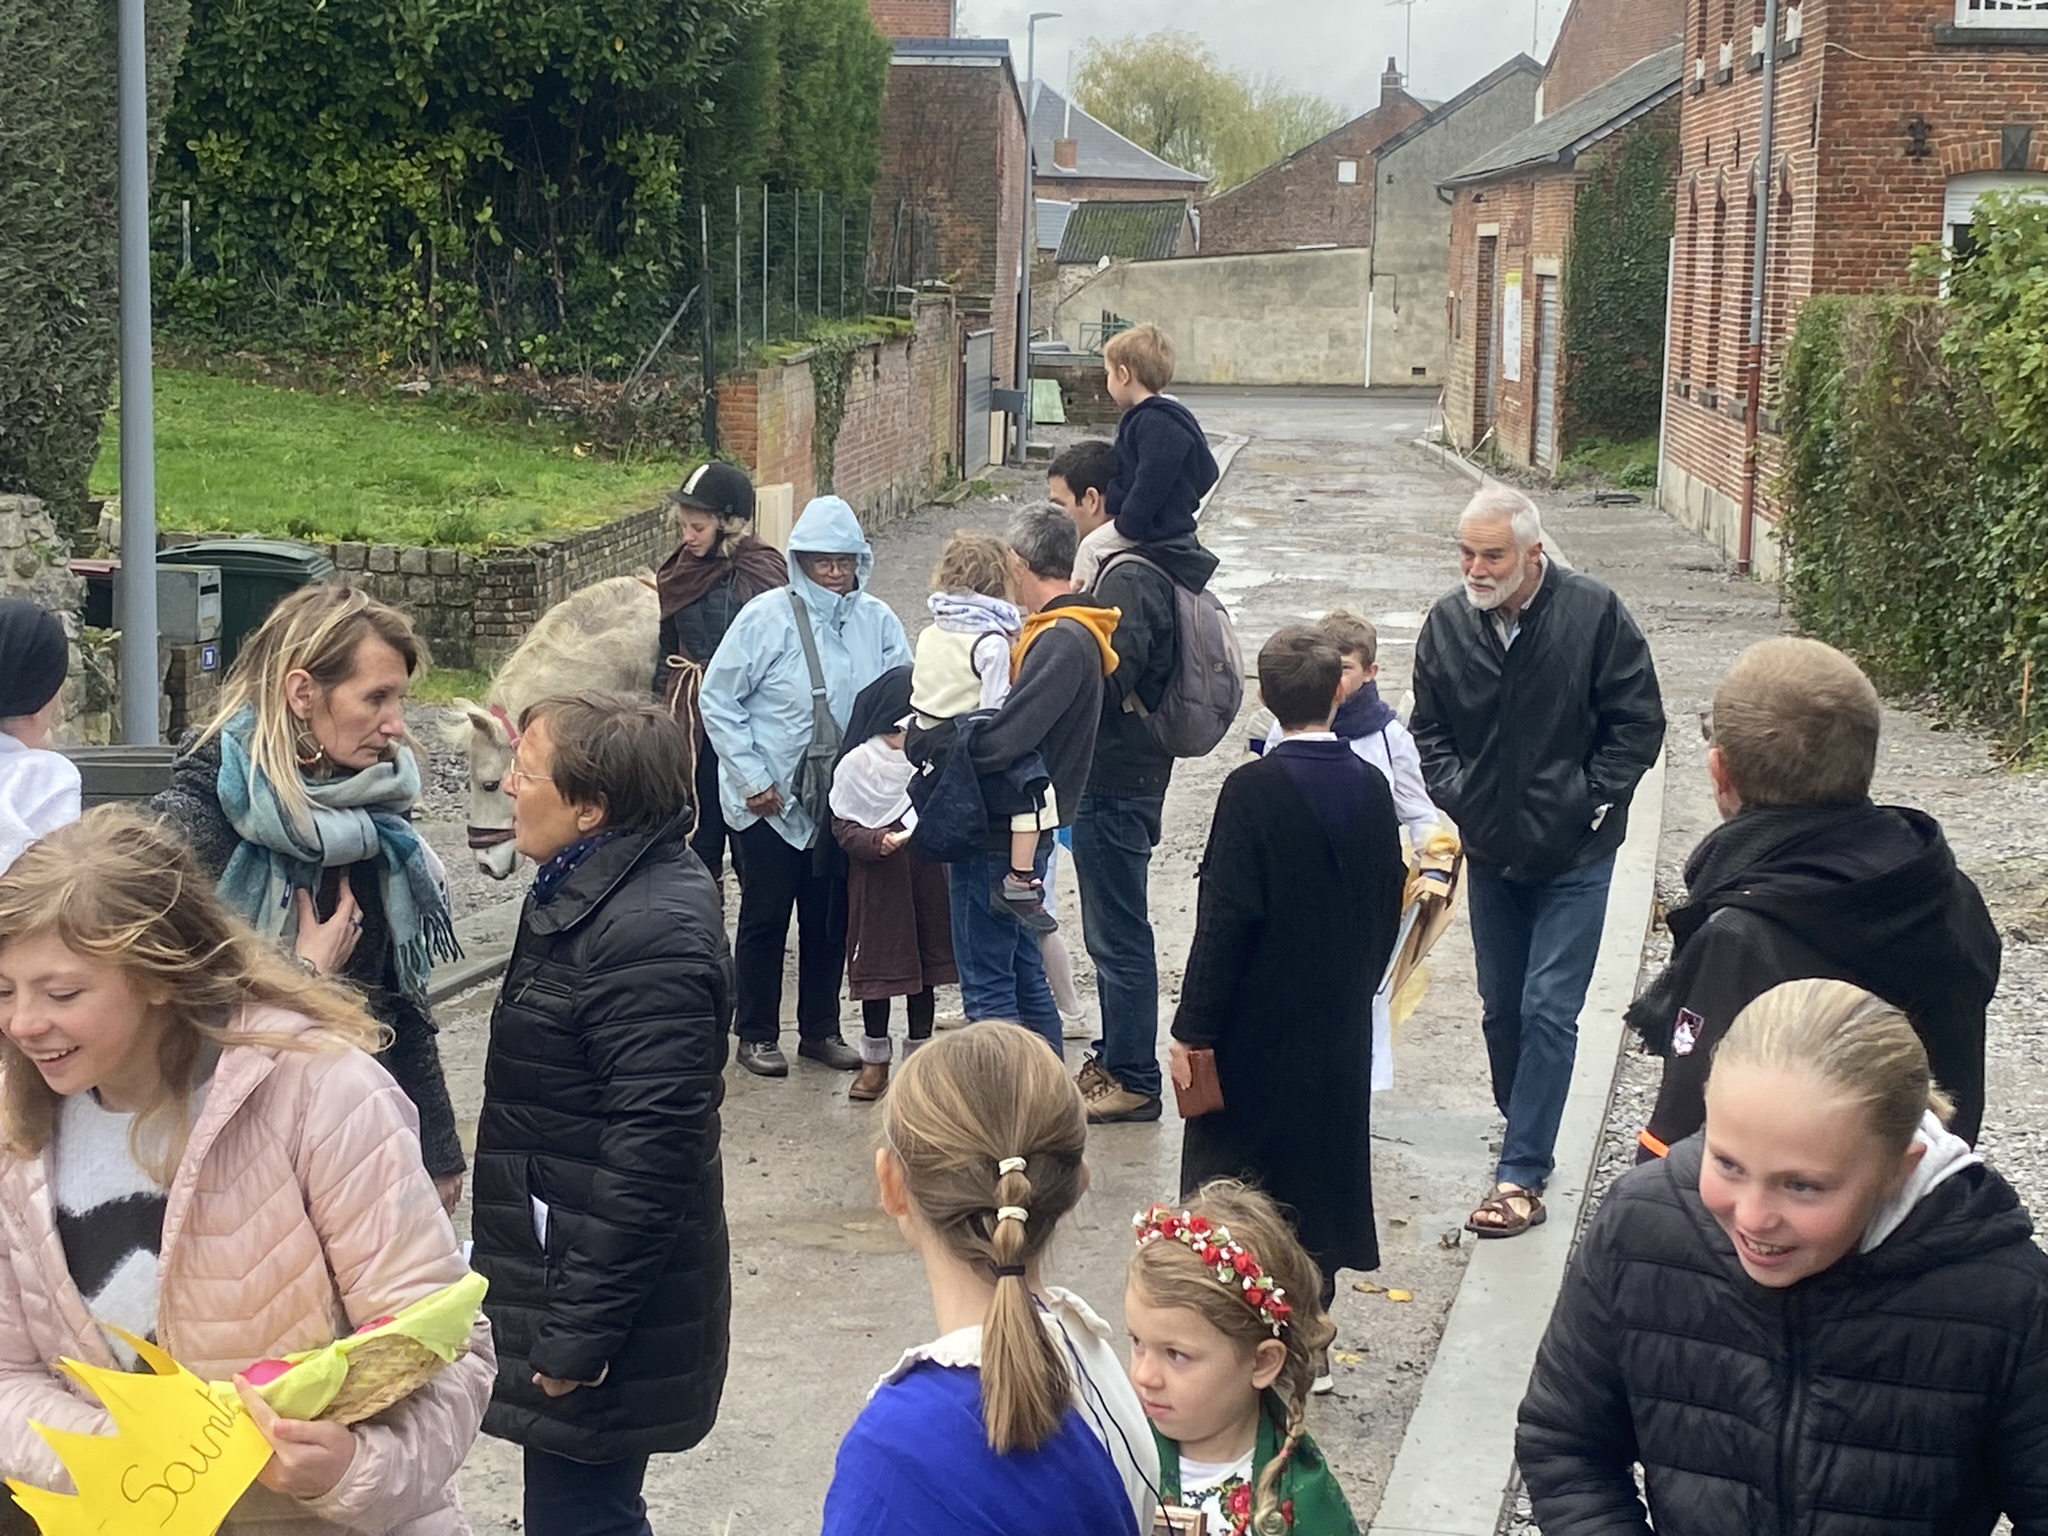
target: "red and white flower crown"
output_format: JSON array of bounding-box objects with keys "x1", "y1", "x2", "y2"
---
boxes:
[{"x1": 1132, "y1": 1204, "x2": 1294, "y2": 1337}]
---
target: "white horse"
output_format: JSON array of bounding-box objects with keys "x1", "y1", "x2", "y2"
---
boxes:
[{"x1": 448, "y1": 572, "x2": 663, "y2": 878}]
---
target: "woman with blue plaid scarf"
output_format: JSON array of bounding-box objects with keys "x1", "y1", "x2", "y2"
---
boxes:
[{"x1": 152, "y1": 585, "x2": 465, "y2": 1209}]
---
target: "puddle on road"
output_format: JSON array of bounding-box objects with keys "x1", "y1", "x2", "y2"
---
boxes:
[
  {"x1": 1376, "y1": 610, "x2": 1425, "y2": 630},
  {"x1": 773, "y1": 1207, "x2": 909, "y2": 1255}
]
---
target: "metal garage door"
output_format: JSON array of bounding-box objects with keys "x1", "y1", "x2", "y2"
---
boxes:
[
  {"x1": 1534, "y1": 275, "x2": 1560, "y2": 472},
  {"x1": 962, "y1": 330, "x2": 995, "y2": 472}
]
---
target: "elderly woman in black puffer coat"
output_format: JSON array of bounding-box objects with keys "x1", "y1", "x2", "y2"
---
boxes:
[
  {"x1": 1518, "y1": 977, "x2": 2048, "y2": 1536},
  {"x1": 469, "y1": 691, "x2": 731, "y2": 1536}
]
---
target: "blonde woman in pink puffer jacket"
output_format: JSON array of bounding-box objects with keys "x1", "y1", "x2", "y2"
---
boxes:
[{"x1": 0, "y1": 807, "x2": 493, "y2": 1536}]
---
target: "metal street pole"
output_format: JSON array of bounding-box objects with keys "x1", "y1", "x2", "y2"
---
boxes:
[
  {"x1": 116, "y1": 0, "x2": 160, "y2": 744},
  {"x1": 1737, "y1": 0, "x2": 1782, "y2": 575},
  {"x1": 1015, "y1": 11, "x2": 1060, "y2": 467}
]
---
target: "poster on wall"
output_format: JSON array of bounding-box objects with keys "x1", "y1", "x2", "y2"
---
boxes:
[{"x1": 1501, "y1": 271, "x2": 1523, "y2": 384}]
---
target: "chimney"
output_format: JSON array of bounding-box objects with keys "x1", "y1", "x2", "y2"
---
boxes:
[
  {"x1": 1381, "y1": 56, "x2": 1404, "y2": 104},
  {"x1": 1054, "y1": 138, "x2": 1079, "y2": 171}
]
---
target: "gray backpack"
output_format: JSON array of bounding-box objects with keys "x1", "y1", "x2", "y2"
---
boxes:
[{"x1": 1100, "y1": 551, "x2": 1244, "y2": 758}]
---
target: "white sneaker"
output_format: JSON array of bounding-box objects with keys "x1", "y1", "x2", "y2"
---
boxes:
[
  {"x1": 1059, "y1": 1006, "x2": 1091, "y2": 1040},
  {"x1": 1311, "y1": 1348, "x2": 1334, "y2": 1395}
]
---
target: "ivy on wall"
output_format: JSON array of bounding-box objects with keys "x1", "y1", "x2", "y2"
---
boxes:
[
  {"x1": 1777, "y1": 194, "x2": 2048, "y2": 745},
  {"x1": 1562, "y1": 120, "x2": 1677, "y2": 446},
  {"x1": 0, "y1": 0, "x2": 192, "y2": 533}
]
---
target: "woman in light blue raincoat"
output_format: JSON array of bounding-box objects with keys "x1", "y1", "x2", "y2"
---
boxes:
[{"x1": 701, "y1": 496, "x2": 914, "y2": 1079}]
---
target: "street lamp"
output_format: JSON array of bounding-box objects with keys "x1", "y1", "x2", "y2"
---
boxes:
[
  {"x1": 116, "y1": 0, "x2": 160, "y2": 743},
  {"x1": 1015, "y1": 10, "x2": 1060, "y2": 467}
]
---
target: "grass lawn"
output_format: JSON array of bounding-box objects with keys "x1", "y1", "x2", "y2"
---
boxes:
[
  {"x1": 409, "y1": 666, "x2": 497, "y2": 706},
  {"x1": 92, "y1": 368, "x2": 684, "y2": 549},
  {"x1": 1561, "y1": 433, "x2": 1660, "y2": 490}
]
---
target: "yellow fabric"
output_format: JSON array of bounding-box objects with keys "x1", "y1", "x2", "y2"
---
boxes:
[{"x1": 1014, "y1": 604, "x2": 1121, "y2": 676}]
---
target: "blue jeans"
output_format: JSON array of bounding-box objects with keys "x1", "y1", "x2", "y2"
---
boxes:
[
  {"x1": 523, "y1": 1447, "x2": 652, "y2": 1536},
  {"x1": 948, "y1": 843, "x2": 1062, "y2": 1055},
  {"x1": 1073, "y1": 791, "x2": 1164, "y2": 1099},
  {"x1": 1466, "y1": 854, "x2": 1616, "y2": 1190}
]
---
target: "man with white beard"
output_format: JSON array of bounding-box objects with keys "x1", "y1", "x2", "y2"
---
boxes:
[{"x1": 1411, "y1": 486, "x2": 1665, "y2": 1240}]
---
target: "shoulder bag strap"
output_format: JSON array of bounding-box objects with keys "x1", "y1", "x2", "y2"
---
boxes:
[{"x1": 786, "y1": 590, "x2": 840, "y2": 751}]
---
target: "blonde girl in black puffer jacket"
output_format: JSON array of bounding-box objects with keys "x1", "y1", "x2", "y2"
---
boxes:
[{"x1": 1518, "y1": 977, "x2": 2048, "y2": 1536}]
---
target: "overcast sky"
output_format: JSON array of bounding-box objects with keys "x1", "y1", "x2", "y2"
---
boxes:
[{"x1": 957, "y1": 0, "x2": 1570, "y2": 120}]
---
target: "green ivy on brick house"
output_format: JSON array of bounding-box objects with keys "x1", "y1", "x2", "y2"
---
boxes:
[{"x1": 1562, "y1": 121, "x2": 1677, "y2": 449}]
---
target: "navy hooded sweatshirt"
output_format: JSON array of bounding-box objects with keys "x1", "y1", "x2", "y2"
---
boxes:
[{"x1": 1107, "y1": 395, "x2": 1220, "y2": 544}]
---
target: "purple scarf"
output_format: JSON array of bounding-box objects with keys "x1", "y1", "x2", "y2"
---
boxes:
[{"x1": 1333, "y1": 681, "x2": 1397, "y2": 740}]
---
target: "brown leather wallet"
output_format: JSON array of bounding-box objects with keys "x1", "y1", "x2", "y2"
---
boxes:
[{"x1": 1171, "y1": 1047, "x2": 1225, "y2": 1119}]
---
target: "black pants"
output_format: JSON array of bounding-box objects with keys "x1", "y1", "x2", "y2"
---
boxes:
[
  {"x1": 523, "y1": 1447, "x2": 652, "y2": 1536},
  {"x1": 692, "y1": 734, "x2": 729, "y2": 879},
  {"x1": 731, "y1": 819, "x2": 846, "y2": 1044},
  {"x1": 863, "y1": 989, "x2": 936, "y2": 1039}
]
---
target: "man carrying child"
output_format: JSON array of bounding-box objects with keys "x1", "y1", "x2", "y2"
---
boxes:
[{"x1": 1051, "y1": 322, "x2": 1224, "y2": 1125}]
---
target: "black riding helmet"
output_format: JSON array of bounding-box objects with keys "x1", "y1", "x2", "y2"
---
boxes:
[{"x1": 672, "y1": 461, "x2": 757, "y2": 523}]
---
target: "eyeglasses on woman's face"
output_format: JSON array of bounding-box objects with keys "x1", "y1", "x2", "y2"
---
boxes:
[{"x1": 506, "y1": 759, "x2": 554, "y2": 791}]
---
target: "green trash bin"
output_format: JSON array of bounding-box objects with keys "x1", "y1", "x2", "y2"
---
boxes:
[{"x1": 157, "y1": 539, "x2": 337, "y2": 671}]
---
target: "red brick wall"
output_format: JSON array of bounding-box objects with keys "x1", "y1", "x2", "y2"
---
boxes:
[
  {"x1": 1444, "y1": 107, "x2": 1678, "y2": 471},
  {"x1": 871, "y1": 58, "x2": 1026, "y2": 392},
  {"x1": 1658, "y1": 0, "x2": 2048, "y2": 565},
  {"x1": 868, "y1": 0, "x2": 951, "y2": 37},
  {"x1": 1443, "y1": 174, "x2": 1584, "y2": 469},
  {"x1": 718, "y1": 298, "x2": 958, "y2": 526},
  {"x1": 1196, "y1": 95, "x2": 1427, "y2": 255},
  {"x1": 1544, "y1": 0, "x2": 1685, "y2": 113}
]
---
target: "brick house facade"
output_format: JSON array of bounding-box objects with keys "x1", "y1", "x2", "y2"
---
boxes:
[
  {"x1": 1541, "y1": 0, "x2": 1685, "y2": 114},
  {"x1": 867, "y1": 0, "x2": 952, "y2": 36},
  {"x1": 1196, "y1": 63, "x2": 1427, "y2": 255},
  {"x1": 1659, "y1": 0, "x2": 2048, "y2": 575},
  {"x1": 870, "y1": 39, "x2": 1029, "y2": 457},
  {"x1": 1442, "y1": 49, "x2": 1682, "y2": 472}
]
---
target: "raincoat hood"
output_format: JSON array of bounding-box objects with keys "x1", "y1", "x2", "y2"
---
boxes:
[
  {"x1": 787, "y1": 497, "x2": 875, "y2": 618},
  {"x1": 697, "y1": 502, "x2": 912, "y2": 852}
]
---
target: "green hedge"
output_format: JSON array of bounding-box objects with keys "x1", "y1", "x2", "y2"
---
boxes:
[
  {"x1": 154, "y1": 0, "x2": 888, "y2": 372},
  {"x1": 1777, "y1": 194, "x2": 2048, "y2": 741},
  {"x1": 0, "y1": 0, "x2": 191, "y2": 533}
]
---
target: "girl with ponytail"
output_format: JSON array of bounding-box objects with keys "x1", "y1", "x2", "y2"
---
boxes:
[
  {"x1": 821, "y1": 1022, "x2": 1159, "y2": 1535},
  {"x1": 1127, "y1": 1182, "x2": 1356, "y2": 1535}
]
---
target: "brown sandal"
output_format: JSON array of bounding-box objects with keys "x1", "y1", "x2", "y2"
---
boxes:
[{"x1": 1465, "y1": 1184, "x2": 1547, "y2": 1239}]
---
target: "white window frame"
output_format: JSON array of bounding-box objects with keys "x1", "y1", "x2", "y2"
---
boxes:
[
  {"x1": 1954, "y1": 0, "x2": 2048, "y2": 29},
  {"x1": 1944, "y1": 172, "x2": 2048, "y2": 250},
  {"x1": 1337, "y1": 160, "x2": 1359, "y2": 185}
]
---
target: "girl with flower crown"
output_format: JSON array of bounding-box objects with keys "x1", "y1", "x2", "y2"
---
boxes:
[{"x1": 1126, "y1": 1183, "x2": 1359, "y2": 1536}]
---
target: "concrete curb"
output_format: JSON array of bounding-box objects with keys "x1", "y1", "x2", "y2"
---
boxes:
[
  {"x1": 1412, "y1": 436, "x2": 1487, "y2": 489},
  {"x1": 425, "y1": 896, "x2": 524, "y2": 1006},
  {"x1": 1369, "y1": 749, "x2": 1666, "y2": 1536}
]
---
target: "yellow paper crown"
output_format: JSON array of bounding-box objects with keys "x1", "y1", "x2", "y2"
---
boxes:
[{"x1": 5, "y1": 1330, "x2": 271, "y2": 1536}]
